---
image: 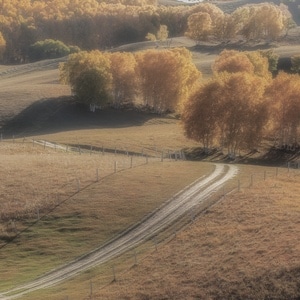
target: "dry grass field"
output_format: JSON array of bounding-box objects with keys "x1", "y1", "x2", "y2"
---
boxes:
[
  {"x1": 15, "y1": 165, "x2": 300, "y2": 300},
  {"x1": 0, "y1": 9, "x2": 300, "y2": 298},
  {"x1": 94, "y1": 168, "x2": 300, "y2": 300},
  {"x1": 0, "y1": 142, "x2": 217, "y2": 291},
  {"x1": 0, "y1": 141, "x2": 151, "y2": 227}
]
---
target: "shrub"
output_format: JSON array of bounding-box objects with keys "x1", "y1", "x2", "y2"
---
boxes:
[{"x1": 28, "y1": 39, "x2": 71, "y2": 61}]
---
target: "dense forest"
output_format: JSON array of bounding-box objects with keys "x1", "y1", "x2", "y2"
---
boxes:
[{"x1": 0, "y1": 0, "x2": 296, "y2": 63}]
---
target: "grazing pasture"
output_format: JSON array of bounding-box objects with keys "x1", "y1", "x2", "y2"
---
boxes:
[{"x1": 0, "y1": 15, "x2": 300, "y2": 298}]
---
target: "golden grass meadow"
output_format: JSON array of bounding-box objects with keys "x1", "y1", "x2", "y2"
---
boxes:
[{"x1": 0, "y1": 26, "x2": 300, "y2": 299}]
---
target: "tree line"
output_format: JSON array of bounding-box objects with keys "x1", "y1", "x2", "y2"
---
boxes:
[
  {"x1": 185, "y1": 2, "x2": 295, "y2": 42},
  {"x1": 0, "y1": 1, "x2": 296, "y2": 63},
  {"x1": 60, "y1": 48, "x2": 201, "y2": 113},
  {"x1": 182, "y1": 49, "x2": 300, "y2": 155},
  {"x1": 60, "y1": 46, "x2": 300, "y2": 153}
]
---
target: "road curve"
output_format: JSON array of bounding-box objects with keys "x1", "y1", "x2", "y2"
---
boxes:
[{"x1": 1, "y1": 164, "x2": 238, "y2": 299}]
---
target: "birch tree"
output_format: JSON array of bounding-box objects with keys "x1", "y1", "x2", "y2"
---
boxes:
[{"x1": 266, "y1": 72, "x2": 300, "y2": 146}]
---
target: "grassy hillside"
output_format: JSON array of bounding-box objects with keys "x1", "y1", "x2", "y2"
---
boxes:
[
  {"x1": 0, "y1": 6, "x2": 300, "y2": 298},
  {"x1": 0, "y1": 141, "x2": 216, "y2": 291},
  {"x1": 15, "y1": 165, "x2": 300, "y2": 300},
  {"x1": 96, "y1": 167, "x2": 300, "y2": 300}
]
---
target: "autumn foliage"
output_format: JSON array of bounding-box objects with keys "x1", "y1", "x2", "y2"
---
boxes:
[
  {"x1": 0, "y1": 1, "x2": 295, "y2": 63},
  {"x1": 185, "y1": 3, "x2": 293, "y2": 42},
  {"x1": 182, "y1": 50, "x2": 300, "y2": 154},
  {"x1": 60, "y1": 48, "x2": 201, "y2": 113}
]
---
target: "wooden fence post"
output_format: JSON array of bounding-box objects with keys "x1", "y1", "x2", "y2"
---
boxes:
[
  {"x1": 112, "y1": 266, "x2": 116, "y2": 282},
  {"x1": 77, "y1": 179, "x2": 81, "y2": 192},
  {"x1": 250, "y1": 174, "x2": 253, "y2": 187},
  {"x1": 134, "y1": 250, "x2": 138, "y2": 266},
  {"x1": 90, "y1": 281, "x2": 93, "y2": 297},
  {"x1": 96, "y1": 168, "x2": 99, "y2": 182}
]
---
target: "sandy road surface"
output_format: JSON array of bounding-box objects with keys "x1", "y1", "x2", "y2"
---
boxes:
[{"x1": 1, "y1": 164, "x2": 238, "y2": 299}]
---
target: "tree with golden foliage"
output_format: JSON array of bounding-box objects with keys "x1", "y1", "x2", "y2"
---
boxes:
[
  {"x1": 213, "y1": 49, "x2": 271, "y2": 80},
  {"x1": 212, "y1": 50, "x2": 255, "y2": 74},
  {"x1": 182, "y1": 71, "x2": 268, "y2": 154},
  {"x1": 0, "y1": 32, "x2": 6, "y2": 60},
  {"x1": 145, "y1": 25, "x2": 169, "y2": 45},
  {"x1": 185, "y1": 12, "x2": 212, "y2": 42},
  {"x1": 217, "y1": 72, "x2": 268, "y2": 154},
  {"x1": 231, "y1": 3, "x2": 288, "y2": 41},
  {"x1": 182, "y1": 79, "x2": 222, "y2": 150},
  {"x1": 60, "y1": 50, "x2": 112, "y2": 107},
  {"x1": 135, "y1": 48, "x2": 201, "y2": 113},
  {"x1": 265, "y1": 72, "x2": 300, "y2": 146},
  {"x1": 107, "y1": 52, "x2": 138, "y2": 108},
  {"x1": 183, "y1": 48, "x2": 271, "y2": 154}
]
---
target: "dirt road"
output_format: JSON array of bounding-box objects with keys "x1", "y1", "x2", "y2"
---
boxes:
[{"x1": 0, "y1": 164, "x2": 237, "y2": 299}]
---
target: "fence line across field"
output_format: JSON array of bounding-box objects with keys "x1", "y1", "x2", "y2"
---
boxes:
[
  {"x1": 0, "y1": 141, "x2": 299, "y2": 298},
  {"x1": 0, "y1": 138, "x2": 185, "y2": 251},
  {"x1": 0, "y1": 135, "x2": 186, "y2": 162},
  {"x1": 61, "y1": 166, "x2": 300, "y2": 300}
]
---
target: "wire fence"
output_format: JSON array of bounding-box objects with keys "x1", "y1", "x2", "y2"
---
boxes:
[
  {"x1": 48, "y1": 165, "x2": 299, "y2": 300},
  {"x1": 75, "y1": 166, "x2": 300, "y2": 300},
  {"x1": 0, "y1": 136, "x2": 299, "y2": 299},
  {"x1": 0, "y1": 137, "x2": 185, "y2": 248}
]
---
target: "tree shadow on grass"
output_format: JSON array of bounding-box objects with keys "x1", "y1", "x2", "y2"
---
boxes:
[{"x1": 0, "y1": 96, "x2": 156, "y2": 138}]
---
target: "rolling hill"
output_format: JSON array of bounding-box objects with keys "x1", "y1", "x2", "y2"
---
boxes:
[{"x1": 0, "y1": 1, "x2": 300, "y2": 299}]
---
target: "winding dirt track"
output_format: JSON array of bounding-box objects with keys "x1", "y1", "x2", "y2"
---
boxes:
[{"x1": 0, "y1": 163, "x2": 238, "y2": 299}]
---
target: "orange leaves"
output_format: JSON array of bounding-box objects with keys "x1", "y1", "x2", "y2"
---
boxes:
[
  {"x1": 265, "y1": 72, "x2": 300, "y2": 145},
  {"x1": 213, "y1": 50, "x2": 254, "y2": 75},
  {"x1": 61, "y1": 48, "x2": 201, "y2": 113},
  {"x1": 213, "y1": 50, "x2": 272, "y2": 82},
  {"x1": 60, "y1": 50, "x2": 111, "y2": 86},
  {"x1": 135, "y1": 48, "x2": 201, "y2": 112},
  {"x1": 185, "y1": 2, "x2": 291, "y2": 42},
  {"x1": 183, "y1": 48, "x2": 300, "y2": 152},
  {"x1": 186, "y1": 12, "x2": 212, "y2": 41},
  {"x1": 108, "y1": 52, "x2": 138, "y2": 107},
  {"x1": 182, "y1": 79, "x2": 222, "y2": 148},
  {"x1": 233, "y1": 3, "x2": 286, "y2": 41},
  {"x1": 183, "y1": 50, "x2": 271, "y2": 153},
  {"x1": 185, "y1": 3, "x2": 225, "y2": 41},
  {"x1": 0, "y1": 31, "x2": 6, "y2": 60}
]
